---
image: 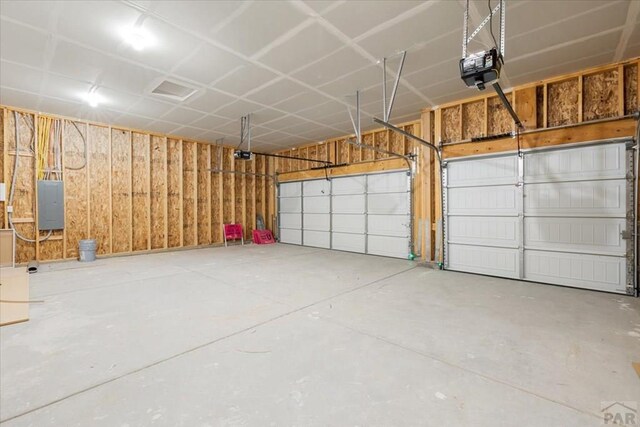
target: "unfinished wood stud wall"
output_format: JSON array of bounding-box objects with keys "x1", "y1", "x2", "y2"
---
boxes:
[{"x1": 0, "y1": 106, "x2": 275, "y2": 264}]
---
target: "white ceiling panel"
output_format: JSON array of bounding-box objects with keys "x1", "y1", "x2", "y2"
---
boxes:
[
  {"x1": 214, "y1": 99, "x2": 263, "y2": 120},
  {"x1": 212, "y1": 1, "x2": 307, "y2": 56},
  {"x1": 244, "y1": 78, "x2": 306, "y2": 105},
  {"x1": 145, "y1": 1, "x2": 245, "y2": 38},
  {"x1": 323, "y1": 1, "x2": 422, "y2": 38},
  {"x1": 189, "y1": 114, "x2": 233, "y2": 130},
  {"x1": 171, "y1": 126, "x2": 207, "y2": 139},
  {"x1": 172, "y1": 43, "x2": 246, "y2": 85},
  {"x1": 290, "y1": 46, "x2": 371, "y2": 86},
  {"x1": 0, "y1": 86, "x2": 41, "y2": 110},
  {"x1": 0, "y1": 61, "x2": 45, "y2": 94},
  {"x1": 126, "y1": 97, "x2": 176, "y2": 118},
  {"x1": 256, "y1": 22, "x2": 343, "y2": 73},
  {"x1": 0, "y1": 0, "x2": 637, "y2": 150},
  {"x1": 160, "y1": 107, "x2": 207, "y2": 125},
  {"x1": 0, "y1": 19, "x2": 51, "y2": 68},
  {"x1": 272, "y1": 91, "x2": 331, "y2": 113},
  {"x1": 356, "y1": 0, "x2": 462, "y2": 58},
  {"x1": 184, "y1": 89, "x2": 235, "y2": 113},
  {"x1": 212, "y1": 63, "x2": 277, "y2": 96}
]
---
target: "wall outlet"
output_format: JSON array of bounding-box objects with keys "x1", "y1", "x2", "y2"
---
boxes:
[{"x1": 6, "y1": 205, "x2": 13, "y2": 213}]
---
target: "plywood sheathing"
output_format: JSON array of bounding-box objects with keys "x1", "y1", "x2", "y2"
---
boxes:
[
  {"x1": 514, "y1": 86, "x2": 537, "y2": 130},
  {"x1": 111, "y1": 129, "x2": 131, "y2": 253},
  {"x1": 182, "y1": 141, "x2": 196, "y2": 247},
  {"x1": 222, "y1": 147, "x2": 234, "y2": 224},
  {"x1": 63, "y1": 120, "x2": 88, "y2": 259},
  {"x1": 234, "y1": 159, "x2": 244, "y2": 231},
  {"x1": 535, "y1": 86, "x2": 545, "y2": 129},
  {"x1": 462, "y1": 101, "x2": 484, "y2": 140},
  {"x1": 166, "y1": 138, "x2": 182, "y2": 248},
  {"x1": 131, "y1": 133, "x2": 150, "y2": 251},
  {"x1": 547, "y1": 79, "x2": 579, "y2": 127},
  {"x1": 87, "y1": 125, "x2": 110, "y2": 255},
  {"x1": 441, "y1": 106, "x2": 462, "y2": 142},
  {"x1": 245, "y1": 159, "x2": 255, "y2": 240},
  {"x1": 0, "y1": 110, "x2": 5, "y2": 229},
  {"x1": 487, "y1": 95, "x2": 514, "y2": 135},
  {"x1": 150, "y1": 136, "x2": 167, "y2": 250},
  {"x1": 196, "y1": 143, "x2": 210, "y2": 245},
  {"x1": 210, "y1": 144, "x2": 222, "y2": 243},
  {"x1": 624, "y1": 63, "x2": 638, "y2": 115},
  {"x1": 583, "y1": 69, "x2": 619, "y2": 122}
]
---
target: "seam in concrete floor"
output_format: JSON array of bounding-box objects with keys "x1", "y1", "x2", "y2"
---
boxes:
[
  {"x1": 318, "y1": 316, "x2": 602, "y2": 421},
  {"x1": 0, "y1": 266, "x2": 418, "y2": 424}
]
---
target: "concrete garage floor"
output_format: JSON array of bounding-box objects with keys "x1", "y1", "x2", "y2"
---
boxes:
[{"x1": 1, "y1": 245, "x2": 639, "y2": 426}]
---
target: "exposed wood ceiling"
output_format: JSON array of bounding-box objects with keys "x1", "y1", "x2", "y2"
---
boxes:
[{"x1": 1, "y1": 0, "x2": 638, "y2": 149}]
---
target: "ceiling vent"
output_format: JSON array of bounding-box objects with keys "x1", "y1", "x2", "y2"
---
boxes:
[{"x1": 150, "y1": 79, "x2": 197, "y2": 102}]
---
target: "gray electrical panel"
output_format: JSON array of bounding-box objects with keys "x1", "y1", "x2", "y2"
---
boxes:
[{"x1": 37, "y1": 180, "x2": 64, "y2": 230}]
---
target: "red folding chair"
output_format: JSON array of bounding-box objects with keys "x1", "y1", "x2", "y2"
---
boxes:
[{"x1": 223, "y1": 224, "x2": 244, "y2": 247}]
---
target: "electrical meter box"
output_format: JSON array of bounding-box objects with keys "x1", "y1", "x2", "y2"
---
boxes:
[{"x1": 37, "y1": 180, "x2": 64, "y2": 230}]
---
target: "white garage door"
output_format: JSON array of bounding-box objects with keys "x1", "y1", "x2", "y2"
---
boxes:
[
  {"x1": 444, "y1": 141, "x2": 636, "y2": 295},
  {"x1": 278, "y1": 171, "x2": 411, "y2": 259},
  {"x1": 278, "y1": 181, "x2": 302, "y2": 245}
]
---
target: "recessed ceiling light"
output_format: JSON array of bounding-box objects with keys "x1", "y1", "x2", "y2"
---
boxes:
[
  {"x1": 122, "y1": 26, "x2": 153, "y2": 51},
  {"x1": 83, "y1": 90, "x2": 102, "y2": 108}
]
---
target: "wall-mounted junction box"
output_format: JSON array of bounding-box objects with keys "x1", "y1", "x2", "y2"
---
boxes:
[{"x1": 37, "y1": 180, "x2": 64, "y2": 231}]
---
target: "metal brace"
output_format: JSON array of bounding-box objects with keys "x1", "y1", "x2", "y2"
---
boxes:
[{"x1": 462, "y1": 0, "x2": 505, "y2": 58}]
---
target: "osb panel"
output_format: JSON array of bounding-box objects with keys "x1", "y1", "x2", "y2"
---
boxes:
[
  {"x1": 234, "y1": 160, "x2": 244, "y2": 229},
  {"x1": 64, "y1": 120, "x2": 88, "y2": 259},
  {"x1": 182, "y1": 141, "x2": 196, "y2": 246},
  {"x1": 338, "y1": 139, "x2": 349, "y2": 164},
  {"x1": 6, "y1": 112, "x2": 36, "y2": 262},
  {"x1": 462, "y1": 101, "x2": 484, "y2": 140},
  {"x1": 0, "y1": 110, "x2": 4, "y2": 228},
  {"x1": 403, "y1": 125, "x2": 417, "y2": 155},
  {"x1": 583, "y1": 69, "x2": 619, "y2": 121},
  {"x1": 307, "y1": 146, "x2": 317, "y2": 162},
  {"x1": 624, "y1": 64, "x2": 638, "y2": 115},
  {"x1": 317, "y1": 143, "x2": 328, "y2": 162},
  {"x1": 254, "y1": 156, "x2": 264, "y2": 231},
  {"x1": 536, "y1": 86, "x2": 544, "y2": 128},
  {"x1": 349, "y1": 141, "x2": 361, "y2": 163},
  {"x1": 362, "y1": 134, "x2": 374, "y2": 161},
  {"x1": 245, "y1": 159, "x2": 255, "y2": 239},
  {"x1": 150, "y1": 136, "x2": 167, "y2": 249},
  {"x1": 131, "y1": 133, "x2": 149, "y2": 251},
  {"x1": 211, "y1": 145, "x2": 222, "y2": 243},
  {"x1": 374, "y1": 131, "x2": 388, "y2": 159},
  {"x1": 196, "y1": 143, "x2": 210, "y2": 245},
  {"x1": 547, "y1": 78, "x2": 579, "y2": 127},
  {"x1": 111, "y1": 129, "x2": 131, "y2": 253},
  {"x1": 488, "y1": 95, "x2": 514, "y2": 135},
  {"x1": 39, "y1": 231, "x2": 63, "y2": 261},
  {"x1": 88, "y1": 125, "x2": 110, "y2": 255},
  {"x1": 441, "y1": 106, "x2": 461, "y2": 142},
  {"x1": 167, "y1": 139, "x2": 181, "y2": 248},
  {"x1": 222, "y1": 147, "x2": 234, "y2": 224},
  {"x1": 390, "y1": 130, "x2": 403, "y2": 155}
]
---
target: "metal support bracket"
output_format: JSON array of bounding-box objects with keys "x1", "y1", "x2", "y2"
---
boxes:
[
  {"x1": 462, "y1": 0, "x2": 504, "y2": 58},
  {"x1": 382, "y1": 51, "x2": 407, "y2": 122}
]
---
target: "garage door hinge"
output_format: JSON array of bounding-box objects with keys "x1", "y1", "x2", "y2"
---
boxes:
[{"x1": 621, "y1": 230, "x2": 633, "y2": 240}]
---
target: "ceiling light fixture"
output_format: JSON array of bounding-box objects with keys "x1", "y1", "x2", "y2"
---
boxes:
[
  {"x1": 122, "y1": 25, "x2": 153, "y2": 51},
  {"x1": 84, "y1": 89, "x2": 101, "y2": 108}
]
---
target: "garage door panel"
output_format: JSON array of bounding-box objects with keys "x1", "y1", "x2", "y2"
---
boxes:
[
  {"x1": 448, "y1": 216, "x2": 518, "y2": 248},
  {"x1": 303, "y1": 179, "x2": 331, "y2": 196},
  {"x1": 368, "y1": 193, "x2": 408, "y2": 215},
  {"x1": 448, "y1": 185, "x2": 519, "y2": 216},
  {"x1": 525, "y1": 144, "x2": 626, "y2": 183},
  {"x1": 332, "y1": 232, "x2": 365, "y2": 253},
  {"x1": 280, "y1": 228, "x2": 302, "y2": 245},
  {"x1": 447, "y1": 244, "x2": 520, "y2": 278},
  {"x1": 332, "y1": 214, "x2": 365, "y2": 234},
  {"x1": 448, "y1": 155, "x2": 518, "y2": 187},
  {"x1": 280, "y1": 213, "x2": 301, "y2": 230},
  {"x1": 279, "y1": 182, "x2": 301, "y2": 197},
  {"x1": 303, "y1": 213, "x2": 330, "y2": 231},
  {"x1": 524, "y1": 250, "x2": 626, "y2": 293},
  {"x1": 367, "y1": 235, "x2": 408, "y2": 259},
  {"x1": 524, "y1": 180, "x2": 626, "y2": 217},
  {"x1": 332, "y1": 176, "x2": 365, "y2": 195},
  {"x1": 303, "y1": 196, "x2": 330, "y2": 213},
  {"x1": 367, "y1": 172, "x2": 409, "y2": 193},
  {"x1": 332, "y1": 194, "x2": 365, "y2": 214},
  {"x1": 279, "y1": 197, "x2": 301, "y2": 213},
  {"x1": 368, "y1": 215, "x2": 410, "y2": 237},
  {"x1": 303, "y1": 230, "x2": 330, "y2": 248},
  {"x1": 524, "y1": 217, "x2": 626, "y2": 256}
]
